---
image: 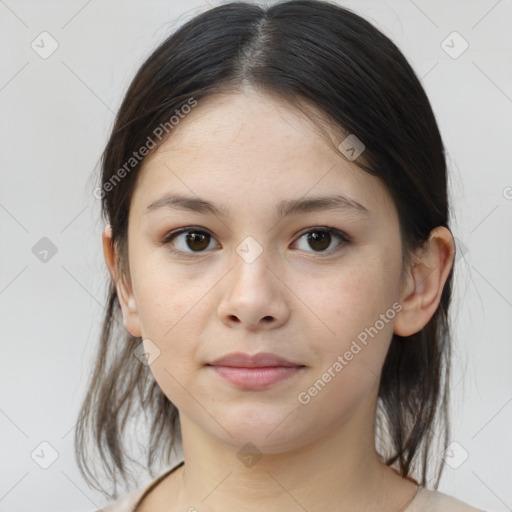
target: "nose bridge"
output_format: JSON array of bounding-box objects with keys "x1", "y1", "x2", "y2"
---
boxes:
[
  {"x1": 229, "y1": 234, "x2": 274, "y2": 288},
  {"x1": 235, "y1": 234, "x2": 266, "y2": 266}
]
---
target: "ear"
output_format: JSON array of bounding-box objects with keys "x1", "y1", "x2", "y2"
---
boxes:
[
  {"x1": 394, "y1": 226, "x2": 455, "y2": 337},
  {"x1": 102, "y1": 225, "x2": 142, "y2": 338}
]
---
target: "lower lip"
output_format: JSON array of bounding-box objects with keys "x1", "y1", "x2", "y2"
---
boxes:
[{"x1": 209, "y1": 365, "x2": 304, "y2": 390}]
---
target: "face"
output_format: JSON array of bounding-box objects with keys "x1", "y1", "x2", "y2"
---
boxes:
[{"x1": 118, "y1": 89, "x2": 406, "y2": 453}]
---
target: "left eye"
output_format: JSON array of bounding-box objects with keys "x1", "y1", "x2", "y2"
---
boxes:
[
  {"x1": 162, "y1": 227, "x2": 349, "y2": 255},
  {"x1": 294, "y1": 228, "x2": 349, "y2": 253}
]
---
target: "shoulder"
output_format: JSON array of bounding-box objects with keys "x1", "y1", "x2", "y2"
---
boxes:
[
  {"x1": 409, "y1": 487, "x2": 486, "y2": 512},
  {"x1": 92, "y1": 487, "x2": 146, "y2": 512},
  {"x1": 92, "y1": 460, "x2": 184, "y2": 512}
]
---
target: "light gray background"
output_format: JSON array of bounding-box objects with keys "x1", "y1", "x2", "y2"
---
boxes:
[{"x1": 1, "y1": 1, "x2": 511, "y2": 511}]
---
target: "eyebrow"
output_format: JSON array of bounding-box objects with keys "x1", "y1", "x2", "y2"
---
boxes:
[{"x1": 145, "y1": 192, "x2": 370, "y2": 219}]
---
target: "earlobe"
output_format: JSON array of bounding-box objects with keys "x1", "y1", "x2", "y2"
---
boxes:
[
  {"x1": 102, "y1": 224, "x2": 142, "y2": 338},
  {"x1": 393, "y1": 226, "x2": 455, "y2": 337}
]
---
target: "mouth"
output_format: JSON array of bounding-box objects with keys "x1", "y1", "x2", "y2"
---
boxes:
[{"x1": 206, "y1": 352, "x2": 306, "y2": 390}]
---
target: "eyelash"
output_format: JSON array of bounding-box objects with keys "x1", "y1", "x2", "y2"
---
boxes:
[{"x1": 160, "y1": 226, "x2": 351, "y2": 258}]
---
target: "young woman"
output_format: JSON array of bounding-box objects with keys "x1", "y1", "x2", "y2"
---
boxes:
[{"x1": 76, "y1": 1, "x2": 484, "y2": 511}]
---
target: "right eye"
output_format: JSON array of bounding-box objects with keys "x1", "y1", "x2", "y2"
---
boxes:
[{"x1": 161, "y1": 227, "x2": 220, "y2": 256}]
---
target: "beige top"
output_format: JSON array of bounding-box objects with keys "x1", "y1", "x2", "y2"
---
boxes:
[{"x1": 96, "y1": 461, "x2": 485, "y2": 512}]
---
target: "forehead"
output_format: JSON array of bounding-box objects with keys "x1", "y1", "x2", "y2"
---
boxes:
[{"x1": 130, "y1": 90, "x2": 396, "y2": 222}]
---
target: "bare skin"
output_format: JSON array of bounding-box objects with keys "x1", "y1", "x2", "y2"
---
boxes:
[{"x1": 103, "y1": 88, "x2": 454, "y2": 512}]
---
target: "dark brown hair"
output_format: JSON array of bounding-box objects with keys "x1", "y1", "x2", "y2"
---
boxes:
[{"x1": 76, "y1": 0, "x2": 454, "y2": 499}]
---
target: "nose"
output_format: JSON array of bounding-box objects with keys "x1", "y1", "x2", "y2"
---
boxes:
[{"x1": 217, "y1": 244, "x2": 290, "y2": 331}]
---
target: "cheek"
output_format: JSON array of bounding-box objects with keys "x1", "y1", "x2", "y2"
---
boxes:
[
  {"x1": 307, "y1": 256, "x2": 397, "y2": 365},
  {"x1": 130, "y1": 251, "x2": 209, "y2": 358},
  {"x1": 292, "y1": 267, "x2": 396, "y2": 420},
  {"x1": 131, "y1": 251, "x2": 201, "y2": 336},
  {"x1": 143, "y1": 297, "x2": 201, "y2": 408}
]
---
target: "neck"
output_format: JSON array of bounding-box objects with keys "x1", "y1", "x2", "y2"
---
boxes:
[{"x1": 172, "y1": 394, "x2": 416, "y2": 512}]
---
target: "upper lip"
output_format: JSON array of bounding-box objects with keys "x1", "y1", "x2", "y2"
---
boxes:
[{"x1": 207, "y1": 352, "x2": 304, "y2": 368}]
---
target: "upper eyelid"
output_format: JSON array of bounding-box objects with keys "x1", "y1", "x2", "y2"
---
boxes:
[{"x1": 165, "y1": 226, "x2": 348, "y2": 240}]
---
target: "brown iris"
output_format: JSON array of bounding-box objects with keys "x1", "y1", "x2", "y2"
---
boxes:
[{"x1": 306, "y1": 231, "x2": 331, "y2": 251}]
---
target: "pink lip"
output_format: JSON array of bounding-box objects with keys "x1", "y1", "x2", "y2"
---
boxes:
[{"x1": 207, "y1": 352, "x2": 305, "y2": 390}]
